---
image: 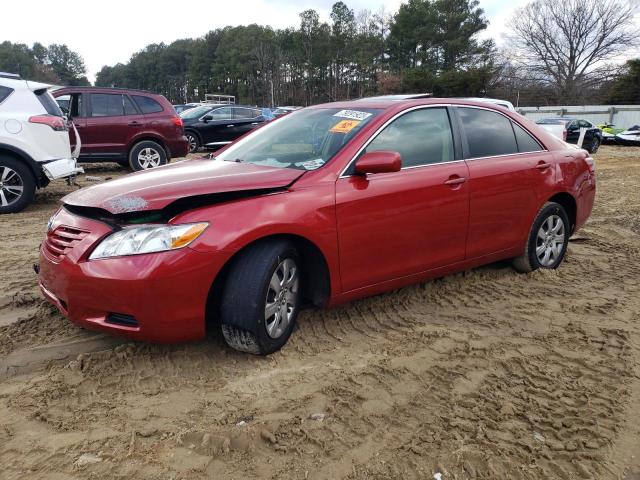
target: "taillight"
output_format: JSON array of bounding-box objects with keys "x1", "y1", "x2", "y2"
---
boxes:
[
  {"x1": 29, "y1": 115, "x2": 68, "y2": 131},
  {"x1": 584, "y1": 156, "x2": 595, "y2": 173},
  {"x1": 171, "y1": 116, "x2": 183, "y2": 128},
  {"x1": 562, "y1": 129, "x2": 567, "y2": 141}
]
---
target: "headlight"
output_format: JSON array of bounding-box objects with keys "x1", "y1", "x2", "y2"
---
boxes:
[{"x1": 89, "y1": 222, "x2": 208, "y2": 260}]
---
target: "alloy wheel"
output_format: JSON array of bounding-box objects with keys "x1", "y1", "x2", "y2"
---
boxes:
[
  {"x1": 0, "y1": 166, "x2": 24, "y2": 207},
  {"x1": 264, "y1": 258, "x2": 299, "y2": 339},
  {"x1": 536, "y1": 214, "x2": 565, "y2": 267},
  {"x1": 187, "y1": 134, "x2": 198, "y2": 153},
  {"x1": 137, "y1": 148, "x2": 162, "y2": 169}
]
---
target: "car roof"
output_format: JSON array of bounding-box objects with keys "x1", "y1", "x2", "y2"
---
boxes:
[
  {"x1": 53, "y1": 85, "x2": 156, "y2": 95},
  {"x1": 309, "y1": 96, "x2": 517, "y2": 112}
]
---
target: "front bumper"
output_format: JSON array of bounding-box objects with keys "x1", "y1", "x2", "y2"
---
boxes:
[
  {"x1": 38, "y1": 209, "x2": 227, "y2": 343},
  {"x1": 42, "y1": 158, "x2": 84, "y2": 180}
]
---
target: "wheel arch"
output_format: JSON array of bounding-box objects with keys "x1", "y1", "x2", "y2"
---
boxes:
[
  {"x1": 205, "y1": 233, "x2": 332, "y2": 331},
  {"x1": 0, "y1": 144, "x2": 45, "y2": 187},
  {"x1": 548, "y1": 191, "x2": 577, "y2": 233}
]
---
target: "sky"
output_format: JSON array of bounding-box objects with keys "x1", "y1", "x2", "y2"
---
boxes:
[{"x1": 2, "y1": 0, "x2": 550, "y2": 83}]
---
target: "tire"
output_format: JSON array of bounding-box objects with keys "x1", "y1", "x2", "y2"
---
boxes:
[
  {"x1": 128, "y1": 141, "x2": 168, "y2": 171},
  {"x1": 185, "y1": 132, "x2": 200, "y2": 153},
  {"x1": 220, "y1": 239, "x2": 301, "y2": 355},
  {"x1": 513, "y1": 202, "x2": 570, "y2": 273},
  {"x1": 587, "y1": 136, "x2": 600, "y2": 154},
  {"x1": 0, "y1": 156, "x2": 36, "y2": 214}
]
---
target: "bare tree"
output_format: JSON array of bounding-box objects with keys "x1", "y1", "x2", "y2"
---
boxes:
[{"x1": 507, "y1": 0, "x2": 638, "y2": 103}]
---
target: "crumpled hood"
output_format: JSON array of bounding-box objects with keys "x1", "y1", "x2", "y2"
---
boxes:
[{"x1": 62, "y1": 158, "x2": 305, "y2": 214}]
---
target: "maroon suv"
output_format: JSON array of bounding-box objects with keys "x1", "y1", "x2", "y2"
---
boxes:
[{"x1": 53, "y1": 87, "x2": 189, "y2": 170}]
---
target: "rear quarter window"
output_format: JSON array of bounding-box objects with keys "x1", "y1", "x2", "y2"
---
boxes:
[
  {"x1": 513, "y1": 122, "x2": 543, "y2": 153},
  {"x1": 132, "y1": 95, "x2": 164, "y2": 114},
  {"x1": 35, "y1": 89, "x2": 64, "y2": 116},
  {"x1": 0, "y1": 86, "x2": 14, "y2": 104}
]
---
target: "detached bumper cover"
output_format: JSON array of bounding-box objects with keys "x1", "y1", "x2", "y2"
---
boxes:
[{"x1": 42, "y1": 158, "x2": 84, "y2": 180}]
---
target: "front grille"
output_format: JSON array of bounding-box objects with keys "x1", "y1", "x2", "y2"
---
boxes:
[
  {"x1": 44, "y1": 225, "x2": 89, "y2": 261},
  {"x1": 106, "y1": 313, "x2": 139, "y2": 328}
]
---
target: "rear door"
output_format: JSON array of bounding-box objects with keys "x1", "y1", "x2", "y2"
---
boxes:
[
  {"x1": 230, "y1": 107, "x2": 264, "y2": 139},
  {"x1": 457, "y1": 106, "x2": 554, "y2": 258},
  {"x1": 335, "y1": 106, "x2": 470, "y2": 292},
  {"x1": 83, "y1": 93, "x2": 144, "y2": 159}
]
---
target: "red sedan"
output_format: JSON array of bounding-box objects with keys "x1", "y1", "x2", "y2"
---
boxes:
[{"x1": 38, "y1": 97, "x2": 596, "y2": 354}]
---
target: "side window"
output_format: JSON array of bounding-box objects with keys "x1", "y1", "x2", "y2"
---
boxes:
[
  {"x1": 123, "y1": 95, "x2": 138, "y2": 115},
  {"x1": 364, "y1": 108, "x2": 454, "y2": 168},
  {"x1": 458, "y1": 107, "x2": 518, "y2": 158},
  {"x1": 0, "y1": 86, "x2": 13, "y2": 104},
  {"x1": 512, "y1": 122, "x2": 542, "y2": 153},
  {"x1": 233, "y1": 107, "x2": 253, "y2": 119},
  {"x1": 56, "y1": 94, "x2": 71, "y2": 114},
  {"x1": 132, "y1": 95, "x2": 164, "y2": 114},
  {"x1": 578, "y1": 120, "x2": 592, "y2": 128},
  {"x1": 90, "y1": 93, "x2": 124, "y2": 117},
  {"x1": 57, "y1": 93, "x2": 84, "y2": 117},
  {"x1": 208, "y1": 107, "x2": 233, "y2": 120}
]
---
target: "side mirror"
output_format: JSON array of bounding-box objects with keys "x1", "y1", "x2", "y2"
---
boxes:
[
  {"x1": 202, "y1": 115, "x2": 213, "y2": 122},
  {"x1": 355, "y1": 151, "x2": 402, "y2": 175}
]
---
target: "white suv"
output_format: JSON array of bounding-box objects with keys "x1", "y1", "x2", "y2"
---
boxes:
[{"x1": 0, "y1": 72, "x2": 83, "y2": 214}]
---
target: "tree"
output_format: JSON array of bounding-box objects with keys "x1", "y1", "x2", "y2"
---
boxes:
[
  {"x1": 607, "y1": 59, "x2": 640, "y2": 104},
  {"x1": 508, "y1": 0, "x2": 638, "y2": 103},
  {"x1": 46, "y1": 44, "x2": 90, "y2": 85}
]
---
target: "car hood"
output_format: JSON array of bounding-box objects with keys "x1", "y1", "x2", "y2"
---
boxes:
[{"x1": 62, "y1": 158, "x2": 305, "y2": 214}]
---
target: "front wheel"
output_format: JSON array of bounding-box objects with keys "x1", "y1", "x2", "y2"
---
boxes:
[
  {"x1": 220, "y1": 239, "x2": 301, "y2": 355},
  {"x1": 513, "y1": 202, "x2": 570, "y2": 273},
  {"x1": 129, "y1": 141, "x2": 168, "y2": 171},
  {"x1": 0, "y1": 156, "x2": 36, "y2": 214}
]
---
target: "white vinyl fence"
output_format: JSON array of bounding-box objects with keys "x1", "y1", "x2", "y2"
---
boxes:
[{"x1": 517, "y1": 105, "x2": 640, "y2": 128}]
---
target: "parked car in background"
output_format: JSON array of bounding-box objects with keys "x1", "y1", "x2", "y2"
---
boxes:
[
  {"x1": 53, "y1": 87, "x2": 188, "y2": 170},
  {"x1": 173, "y1": 103, "x2": 202, "y2": 115},
  {"x1": 261, "y1": 108, "x2": 275, "y2": 120},
  {"x1": 536, "y1": 117, "x2": 602, "y2": 153},
  {"x1": 272, "y1": 106, "x2": 302, "y2": 117},
  {"x1": 38, "y1": 97, "x2": 595, "y2": 355},
  {"x1": 0, "y1": 72, "x2": 82, "y2": 214},
  {"x1": 615, "y1": 125, "x2": 640, "y2": 146},
  {"x1": 180, "y1": 104, "x2": 267, "y2": 152}
]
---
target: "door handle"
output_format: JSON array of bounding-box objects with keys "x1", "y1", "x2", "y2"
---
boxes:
[
  {"x1": 444, "y1": 176, "x2": 466, "y2": 186},
  {"x1": 536, "y1": 162, "x2": 551, "y2": 170},
  {"x1": 251, "y1": 122, "x2": 259, "y2": 125},
  {"x1": 226, "y1": 124, "x2": 235, "y2": 128},
  {"x1": 128, "y1": 121, "x2": 142, "y2": 127}
]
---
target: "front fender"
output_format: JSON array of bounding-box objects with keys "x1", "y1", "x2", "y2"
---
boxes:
[{"x1": 174, "y1": 181, "x2": 342, "y2": 294}]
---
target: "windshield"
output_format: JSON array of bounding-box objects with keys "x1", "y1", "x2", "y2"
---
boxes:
[
  {"x1": 180, "y1": 105, "x2": 211, "y2": 119},
  {"x1": 216, "y1": 107, "x2": 381, "y2": 170}
]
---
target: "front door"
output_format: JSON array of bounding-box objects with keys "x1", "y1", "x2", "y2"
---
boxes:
[
  {"x1": 199, "y1": 107, "x2": 235, "y2": 146},
  {"x1": 335, "y1": 107, "x2": 470, "y2": 292}
]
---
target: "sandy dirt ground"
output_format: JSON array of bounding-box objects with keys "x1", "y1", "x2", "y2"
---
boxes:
[{"x1": 1, "y1": 146, "x2": 639, "y2": 480}]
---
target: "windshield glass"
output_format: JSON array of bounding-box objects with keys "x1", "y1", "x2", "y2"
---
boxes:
[
  {"x1": 216, "y1": 107, "x2": 381, "y2": 170},
  {"x1": 180, "y1": 105, "x2": 211, "y2": 119}
]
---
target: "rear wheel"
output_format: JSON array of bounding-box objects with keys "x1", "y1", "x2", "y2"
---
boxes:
[
  {"x1": 513, "y1": 202, "x2": 570, "y2": 273},
  {"x1": 220, "y1": 239, "x2": 301, "y2": 355},
  {"x1": 186, "y1": 132, "x2": 200, "y2": 153},
  {"x1": 0, "y1": 156, "x2": 36, "y2": 214},
  {"x1": 129, "y1": 141, "x2": 168, "y2": 171}
]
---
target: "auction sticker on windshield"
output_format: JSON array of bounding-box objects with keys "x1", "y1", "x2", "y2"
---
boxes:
[
  {"x1": 330, "y1": 119, "x2": 361, "y2": 133},
  {"x1": 333, "y1": 109, "x2": 372, "y2": 121}
]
